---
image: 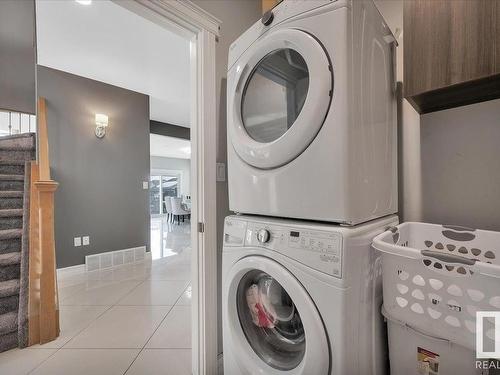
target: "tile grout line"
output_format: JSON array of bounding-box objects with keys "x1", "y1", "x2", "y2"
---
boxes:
[
  {"x1": 26, "y1": 303, "x2": 117, "y2": 374},
  {"x1": 60, "y1": 276, "x2": 149, "y2": 350},
  {"x1": 122, "y1": 280, "x2": 192, "y2": 375},
  {"x1": 19, "y1": 228, "x2": 191, "y2": 374},
  {"x1": 26, "y1": 269, "x2": 151, "y2": 374}
]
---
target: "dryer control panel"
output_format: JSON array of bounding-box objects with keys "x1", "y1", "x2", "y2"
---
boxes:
[{"x1": 244, "y1": 221, "x2": 343, "y2": 278}]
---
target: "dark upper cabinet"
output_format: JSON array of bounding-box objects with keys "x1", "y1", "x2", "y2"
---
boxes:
[{"x1": 404, "y1": 0, "x2": 500, "y2": 114}]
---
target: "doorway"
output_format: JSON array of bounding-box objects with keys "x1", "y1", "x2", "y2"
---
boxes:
[
  {"x1": 122, "y1": 2, "x2": 220, "y2": 374},
  {"x1": 34, "y1": 1, "x2": 219, "y2": 374}
]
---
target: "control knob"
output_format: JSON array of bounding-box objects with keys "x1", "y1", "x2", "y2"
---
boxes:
[
  {"x1": 261, "y1": 11, "x2": 274, "y2": 26},
  {"x1": 257, "y1": 229, "x2": 271, "y2": 244}
]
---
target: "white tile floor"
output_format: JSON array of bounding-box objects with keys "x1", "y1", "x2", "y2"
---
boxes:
[{"x1": 0, "y1": 218, "x2": 192, "y2": 375}]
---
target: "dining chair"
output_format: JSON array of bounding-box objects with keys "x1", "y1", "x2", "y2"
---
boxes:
[
  {"x1": 171, "y1": 197, "x2": 190, "y2": 224},
  {"x1": 164, "y1": 197, "x2": 173, "y2": 222}
]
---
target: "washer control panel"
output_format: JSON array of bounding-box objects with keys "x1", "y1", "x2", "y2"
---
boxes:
[{"x1": 245, "y1": 222, "x2": 343, "y2": 278}]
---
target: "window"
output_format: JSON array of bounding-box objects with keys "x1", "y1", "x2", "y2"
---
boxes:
[
  {"x1": 149, "y1": 173, "x2": 181, "y2": 215},
  {"x1": 0, "y1": 110, "x2": 37, "y2": 136}
]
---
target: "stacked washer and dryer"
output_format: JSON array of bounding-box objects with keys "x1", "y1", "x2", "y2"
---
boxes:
[{"x1": 223, "y1": 1, "x2": 398, "y2": 374}]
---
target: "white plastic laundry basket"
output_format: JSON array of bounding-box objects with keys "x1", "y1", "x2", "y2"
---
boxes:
[
  {"x1": 373, "y1": 222, "x2": 500, "y2": 351},
  {"x1": 382, "y1": 307, "x2": 483, "y2": 375}
]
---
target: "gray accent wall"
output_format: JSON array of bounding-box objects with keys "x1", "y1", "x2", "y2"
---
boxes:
[
  {"x1": 0, "y1": 0, "x2": 36, "y2": 114},
  {"x1": 37, "y1": 66, "x2": 150, "y2": 268},
  {"x1": 191, "y1": 0, "x2": 261, "y2": 355},
  {"x1": 420, "y1": 98, "x2": 500, "y2": 231}
]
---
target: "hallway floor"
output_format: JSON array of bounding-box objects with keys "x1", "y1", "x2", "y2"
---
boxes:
[{"x1": 0, "y1": 218, "x2": 192, "y2": 375}]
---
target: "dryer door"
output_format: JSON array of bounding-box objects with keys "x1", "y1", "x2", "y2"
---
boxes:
[
  {"x1": 225, "y1": 255, "x2": 329, "y2": 374},
  {"x1": 229, "y1": 28, "x2": 332, "y2": 169}
]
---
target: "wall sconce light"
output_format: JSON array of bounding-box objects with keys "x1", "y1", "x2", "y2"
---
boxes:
[{"x1": 94, "y1": 113, "x2": 108, "y2": 138}]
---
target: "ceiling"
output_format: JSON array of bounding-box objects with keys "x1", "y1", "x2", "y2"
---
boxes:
[
  {"x1": 36, "y1": 0, "x2": 191, "y2": 127},
  {"x1": 150, "y1": 134, "x2": 191, "y2": 159}
]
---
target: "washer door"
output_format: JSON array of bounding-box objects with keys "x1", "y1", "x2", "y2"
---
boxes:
[
  {"x1": 229, "y1": 28, "x2": 332, "y2": 169},
  {"x1": 226, "y1": 255, "x2": 329, "y2": 374}
]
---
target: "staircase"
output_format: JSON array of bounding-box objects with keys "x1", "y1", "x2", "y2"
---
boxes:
[{"x1": 0, "y1": 133, "x2": 35, "y2": 352}]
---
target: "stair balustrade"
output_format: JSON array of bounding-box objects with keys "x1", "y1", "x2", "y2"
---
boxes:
[{"x1": 28, "y1": 97, "x2": 59, "y2": 345}]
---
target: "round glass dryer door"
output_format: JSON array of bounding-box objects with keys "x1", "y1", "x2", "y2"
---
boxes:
[
  {"x1": 241, "y1": 49, "x2": 309, "y2": 144},
  {"x1": 236, "y1": 270, "x2": 305, "y2": 370},
  {"x1": 225, "y1": 255, "x2": 329, "y2": 374},
  {"x1": 229, "y1": 29, "x2": 332, "y2": 169}
]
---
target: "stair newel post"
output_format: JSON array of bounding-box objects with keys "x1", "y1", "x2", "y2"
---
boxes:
[
  {"x1": 27, "y1": 97, "x2": 60, "y2": 345},
  {"x1": 35, "y1": 180, "x2": 59, "y2": 344}
]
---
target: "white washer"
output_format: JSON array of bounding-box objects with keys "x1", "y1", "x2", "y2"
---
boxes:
[
  {"x1": 227, "y1": 0, "x2": 398, "y2": 225},
  {"x1": 222, "y1": 214, "x2": 398, "y2": 375}
]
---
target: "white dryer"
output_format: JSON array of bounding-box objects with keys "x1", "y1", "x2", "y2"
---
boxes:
[
  {"x1": 227, "y1": 0, "x2": 398, "y2": 225},
  {"x1": 222, "y1": 214, "x2": 398, "y2": 375}
]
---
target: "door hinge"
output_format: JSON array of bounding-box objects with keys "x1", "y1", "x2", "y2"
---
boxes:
[{"x1": 198, "y1": 222, "x2": 205, "y2": 233}]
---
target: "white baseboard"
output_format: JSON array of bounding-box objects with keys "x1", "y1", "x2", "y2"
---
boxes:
[
  {"x1": 57, "y1": 264, "x2": 85, "y2": 277},
  {"x1": 85, "y1": 246, "x2": 148, "y2": 272},
  {"x1": 57, "y1": 246, "x2": 150, "y2": 274}
]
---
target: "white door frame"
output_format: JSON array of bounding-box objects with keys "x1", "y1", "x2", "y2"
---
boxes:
[{"x1": 114, "y1": 1, "x2": 220, "y2": 374}]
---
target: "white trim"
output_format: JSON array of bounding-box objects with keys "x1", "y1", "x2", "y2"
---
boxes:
[
  {"x1": 116, "y1": 0, "x2": 220, "y2": 38},
  {"x1": 146, "y1": 0, "x2": 220, "y2": 36},
  {"x1": 56, "y1": 245, "x2": 150, "y2": 276},
  {"x1": 84, "y1": 246, "x2": 148, "y2": 272},
  {"x1": 191, "y1": 28, "x2": 218, "y2": 375}
]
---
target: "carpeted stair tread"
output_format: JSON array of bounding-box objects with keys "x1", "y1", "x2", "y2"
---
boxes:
[
  {"x1": 0, "y1": 134, "x2": 33, "y2": 352},
  {"x1": 0, "y1": 191, "x2": 23, "y2": 198},
  {"x1": 0, "y1": 253, "x2": 21, "y2": 267},
  {"x1": 0, "y1": 279, "x2": 19, "y2": 298},
  {"x1": 0, "y1": 161, "x2": 26, "y2": 165},
  {"x1": 0, "y1": 331, "x2": 17, "y2": 352},
  {"x1": 0, "y1": 175, "x2": 24, "y2": 181},
  {"x1": 0, "y1": 209, "x2": 23, "y2": 218},
  {"x1": 0, "y1": 150, "x2": 35, "y2": 163},
  {"x1": 0, "y1": 295, "x2": 18, "y2": 315},
  {"x1": 0, "y1": 162, "x2": 25, "y2": 176},
  {"x1": 0, "y1": 311, "x2": 18, "y2": 336},
  {"x1": 0, "y1": 229, "x2": 22, "y2": 240},
  {"x1": 0, "y1": 134, "x2": 36, "y2": 151}
]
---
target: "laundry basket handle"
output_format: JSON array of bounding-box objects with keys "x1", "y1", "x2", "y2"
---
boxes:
[{"x1": 421, "y1": 250, "x2": 476, "y2": 266}]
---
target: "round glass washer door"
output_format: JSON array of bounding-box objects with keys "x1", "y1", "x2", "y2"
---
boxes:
[
  {"x1": 229, "y1": 29, "x2": 332, "y2": 169},
  {"x1": 225, "y1": 255, "x2": 330, "y2": 374},
  {"x1": 237, "y1": 269, "x2": 305, "y2": 370}
]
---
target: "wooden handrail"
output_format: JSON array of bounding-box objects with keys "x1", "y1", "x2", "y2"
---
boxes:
[
  {"x1": 37, "y1": 98, "x2": 51, "y2": 181},
  {"x1": 28, "y1": 97, "x2": 59, "y2": 346}
]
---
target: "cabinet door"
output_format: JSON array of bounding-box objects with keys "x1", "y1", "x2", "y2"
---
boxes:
[
  {"x1": 262, "y1": 0, "x2": 282, "y2": 14},
  {"x1": 404, "y1": 0, "x2": 500, "y2": 113}
]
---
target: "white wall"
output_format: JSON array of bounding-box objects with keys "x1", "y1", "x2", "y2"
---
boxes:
[
  {"x1": 420, "y1": 99, "x2": 500, "y2": 231},
  {"x1": 36, "y1": 0, "x2": 191, "y2": 126},
  {"x1": 150, "y1": 156, "x2": 191, "y2": 197},
  {"x1": 374, "y1": 0, "x2": 423, "y2": 222}
]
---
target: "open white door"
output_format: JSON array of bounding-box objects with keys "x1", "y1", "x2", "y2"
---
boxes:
[{"x1": 190, "y1": 27, "x2": 219, "y2": 375}]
